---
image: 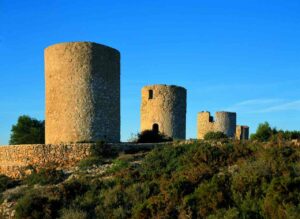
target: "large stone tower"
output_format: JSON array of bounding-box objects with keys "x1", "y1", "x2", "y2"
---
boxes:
[
  {"x1": 140, "y1": 84, "x2": 187, "y2": 139},
  {"x1": 45, "y1": 42, "x2": 120, "y2": 144},
  {"x1": 197, "y1": 111, "x2": 236, "y2": 139}
]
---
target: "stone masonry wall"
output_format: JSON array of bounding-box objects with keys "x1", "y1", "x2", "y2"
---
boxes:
[
  {"x1": 236, "y1": 125, "x2": 250, "y2": 140},
  {"x1": 197, "y1": 111, "x2": 237, "y2": 139},
  {"x1": 141, "y1": 84, "x2": 187, "y2": 139},
  {"x1": 214, "y1": 112, "x2": 237, "y2": 137},
  {"x1": 45, "y1": 42, "x2": 120, "y2": 144},
  {"x1": 197, "y1": 112, "x2": 214, "y2": 139},
  {"x1": 0, "y1": 143, "x2": 157, "y2": 179},
  {"x1": 0, "y1": 144, "x2": 92, "y2": 178}
]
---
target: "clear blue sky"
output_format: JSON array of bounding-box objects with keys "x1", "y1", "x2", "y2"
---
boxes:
[{"x1": 0, "y1": 0, "x2": 300, "y2": 144}]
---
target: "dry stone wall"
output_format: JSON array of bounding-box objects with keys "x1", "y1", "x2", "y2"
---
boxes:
[
  {"x1": 45, "y1": 42, "x2": 120, "y2": 144},
  {"x1": 0, "y1": 144, "x2": 91, "y2": 178},
  {"x1": 0, "y1": 143, "x2": 157, "y2": 179},
  {"x1": 141, "y1": 84, "x2": 187, "y2": 139}
]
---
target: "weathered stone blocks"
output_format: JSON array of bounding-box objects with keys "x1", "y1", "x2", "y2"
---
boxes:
[
  {"x1": 0, "y1": 144, "x2": 92, "y2": 178},
  {"x1": 140, "y1": 84, "x2": 187, "y2": 139},
  {"x1": 45, "y1": 42, "x2": 120, "y2": 144},
  {"x1": 236, "y1": 125, "x2": 250, "y2": 140},
  {"x1": 197, "y1": 111, "x2": 237, "y2": 139}
]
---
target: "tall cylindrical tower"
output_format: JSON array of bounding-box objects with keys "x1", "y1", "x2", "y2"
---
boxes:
[
  {"x1": 140, "y1": 84, "x2": 187, "y2": 139},
  {"x1": 214, "y1": 112, "x2": 236, "y2": 138},
  {"x1": 45, "y1": 42, "x2": 120, "y2": 144}
]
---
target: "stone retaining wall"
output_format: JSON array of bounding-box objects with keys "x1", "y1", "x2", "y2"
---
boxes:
[
  {"x1": 0, "y1": 143, "x2": 157, "y2": 178},
  {"x1": 0, "y1": 144, "x2": 92, "y2": 178}
]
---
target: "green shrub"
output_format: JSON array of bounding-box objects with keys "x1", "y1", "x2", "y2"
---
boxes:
[
  {"x1": 107, "y1": 159, "x2": 130, "y2": 174},
  {"x1": 78, "y1": 141, "x2": 119, "y2": 170},
  {"x1": 204, "y1": 131, "x2": 228, "y2": 140},
  {"x1": 59, "y1": 208, "x2": 87, "y2": 219},
  {"x1": 24, "y1": 168, "x2": 65, "y2": 186},
  {"x1": 137, "y1": 130, "x2": 172, "y2": 143},
  {"x1": 9, "y1": 115, "x2": 45, "y2": 145},
  {"x1": 183, "y1": 174, "x2": 232, "y2": 218},
  {"x1": 0, "y1": 175, "x2": 19, "y2": 193},
  {"x1": 206, "y1": 208, "x2": 240, "y2": 219},
  {"x1": 60, "y1": 180, "x2": 89, "y2": 205},
  {"x1": 15, "y1": 192, "x2": 61, "y2": 219},
  {"x1": 78, "y1": 157, "x2": 104, "y2": 170}
]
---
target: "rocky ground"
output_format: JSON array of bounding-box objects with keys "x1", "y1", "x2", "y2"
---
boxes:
[{"x1": 0, "y1": 149, "x2": 150, "y2": 219}]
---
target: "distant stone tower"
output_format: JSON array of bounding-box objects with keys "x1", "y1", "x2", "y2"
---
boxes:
[
  {"x1": 140, "y1": 84, "x2": 187, "y2": 139},
  {"x1": 236, "y1": 125, "x2": 249, "y2": 140},
  {"x1": 197, "y1": 111, "x2": 236, "y2": 139},
  {"x1": 45, "y1": 42, "x2": 120, "y2": 144}
]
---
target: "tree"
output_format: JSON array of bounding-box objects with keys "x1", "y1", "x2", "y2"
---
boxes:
[
  {"x1": 9, "y1": 115, "x2": 45, "y2": 145},
  {"x1": 250, "y1": 122, "x2": 275, "y2": 142}
]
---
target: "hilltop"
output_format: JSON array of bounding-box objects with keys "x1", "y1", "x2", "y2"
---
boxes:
[{"x1": 0, "y1": 139, "x2": 299, "y2": 219}]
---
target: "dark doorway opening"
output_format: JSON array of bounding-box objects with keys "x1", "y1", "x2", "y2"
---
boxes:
[{"x1": 152, "y1": 123, "x2": 159, "y2": 134}]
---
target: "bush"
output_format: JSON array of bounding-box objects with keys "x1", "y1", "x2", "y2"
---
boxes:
[
  {"x1": 9, "y1": 115, "x2": 45, "y2": 145},
  {"x1": 24, "y1": 168, "x2": 66, "y2": 186},
  {"x1": 79, "y1": 141, "x2": 119, "y2": 170},
  {"x1": 0, "y1": 175, "x2": 19, "y2": 193},
  {"x1": 78, "y1": 157, "x2": 104, "y2": 170},
  {"x1": 107, "y1": 159, "x2": 130, "y2": 174},
  {"x1": 59, "y1": 208, "x2": 87, "y2": 219},
  {"x1": 15, "y1": 192, "x2": 61, "y2": 219},
  {"x1": 137, "y1": 130, "x2": 172, "y2": 143},
  {"x1": 204, "y1": 131, "x2": 228, "y2": 140}
]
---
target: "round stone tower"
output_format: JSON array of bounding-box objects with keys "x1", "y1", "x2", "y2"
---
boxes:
[
  {"x1": 214, "y1": 112, "x2": 236, "y2": 138},
  {"x1": 140, "y1": 84, "x2": 187, "y2": 139},
  {"x1": 197, "y1": 111, "x2": 236, "y2": 139},
  {"x1": 45, "y1": 42, "x2": 120, "y2": 144}
]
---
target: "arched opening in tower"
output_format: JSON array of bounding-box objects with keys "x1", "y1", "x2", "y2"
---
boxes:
[{"x1": 152, "y1": 123, "x2": 159, "y2": 134}]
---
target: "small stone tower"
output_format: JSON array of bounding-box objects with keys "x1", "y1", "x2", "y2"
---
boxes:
[
  {"x1": 140, "y1": 84, "x2": 187, "y2": 139},
  {"x1": 45, "y1": 42, "x2": 120, "y2": 144},
  {"x1": 197, "y1": 111, "x2": 236, "y2": 139},
  {"x1": 236, "y1": 125, "x2": 250, "y2": 140}
]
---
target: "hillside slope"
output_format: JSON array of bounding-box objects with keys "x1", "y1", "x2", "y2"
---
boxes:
[{"x1": 1, "y1": 140, "x2": 300, "y2": 219}]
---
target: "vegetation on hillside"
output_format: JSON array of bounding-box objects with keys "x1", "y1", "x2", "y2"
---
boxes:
[
  {"x1": 6, "y1": 138, "x2": 299, "y2": 219},
  {"x1": 204, "y1": 131, "x2": 228, "y2": 140},
  {"x1": 9, "y1": 115, "x2": 45, "y2": 145},
  {"x1": 251, "y1": 122, "x2": 300, "y2": 141},
  {"x1": 78, "y1": 141, "x2": 118, "y2": 170},
  {"x1": 1, "y1": 122, "x2": 299, "y2": 218},
  {"x1": 136, "y1": 129, "x2": 172, "y2": 143}
]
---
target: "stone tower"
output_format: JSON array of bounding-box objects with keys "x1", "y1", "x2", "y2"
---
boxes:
[
  {"x1": 197, "y1": 111, "x2": 236, "y2": 139},
  {"x1": 45, "y1": 42, "x2": 120, "y2": 144},
  {"x1": 140, "y1": 84, "x2": 187, "y2": 139},
  {"x1": 236, "y1": 125, "x2": 250, "y2": 140}
]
